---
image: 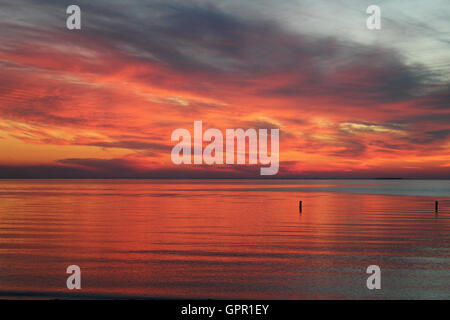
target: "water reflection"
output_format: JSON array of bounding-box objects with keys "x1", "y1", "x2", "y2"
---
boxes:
[{"x1": 0, "y1": 179, "x2": 449, "y2": 299}]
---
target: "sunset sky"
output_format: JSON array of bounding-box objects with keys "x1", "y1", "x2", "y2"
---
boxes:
[{"x1": 0, "y1": 0, "x2": 449, "y2": 178}]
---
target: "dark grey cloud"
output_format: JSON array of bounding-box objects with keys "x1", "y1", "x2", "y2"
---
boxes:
[
  {"x1": 425, "y1": 129, "x2": 450, "y2": 141},
  {"x1": 80, "y1": 2, "x2": 443, "y2": 107},
  {"x1": 1, "y1": 0, "x2": 447, "y2": 111},
  {"x1": 369, "y1": 140, "x2": 410, "y2": 151},
  {"x1": 2, "y1": 159, "x2": 449, "y2": 179},
  {"x1": 413, "y1": 89, "x2": 450, "y2": 110}
]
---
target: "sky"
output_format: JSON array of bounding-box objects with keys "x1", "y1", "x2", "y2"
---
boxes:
[{"x1": 0, "y1": 0, "x2": 449, "y2": 178}]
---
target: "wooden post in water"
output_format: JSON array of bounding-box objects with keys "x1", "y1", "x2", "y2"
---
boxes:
[
  {"x1": 435, "y1": 200, "x2": 439, "y2": 213},
  {"x1": 299, "y1": 201, "x2": 302, "y2": 213}
]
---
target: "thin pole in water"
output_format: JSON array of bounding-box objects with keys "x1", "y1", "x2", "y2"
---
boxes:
[
  {"x1": 299, "y1": 201, "x2": 302, "y2": 213},
  {"x1": 435, "y1": 200, "x2": 439, "y2": 213}
]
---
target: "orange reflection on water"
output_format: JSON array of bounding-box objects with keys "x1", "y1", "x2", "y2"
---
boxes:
[{"x1": 0, "y1": 179, "x2": 449, "y2": 299}]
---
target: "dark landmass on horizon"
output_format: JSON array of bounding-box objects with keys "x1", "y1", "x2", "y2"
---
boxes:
[{"x1": 1, "y1": 163, "x2": 449, "y2": 180}]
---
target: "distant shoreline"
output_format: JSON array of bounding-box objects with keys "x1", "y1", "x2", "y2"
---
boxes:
[{"x1": 0, "y1": 177, "x2": 449, "y2": 180}]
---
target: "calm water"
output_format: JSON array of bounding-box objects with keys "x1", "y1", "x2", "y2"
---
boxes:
[{"x1": 0, "y1": 179, "x2": 449, "y2": 299}]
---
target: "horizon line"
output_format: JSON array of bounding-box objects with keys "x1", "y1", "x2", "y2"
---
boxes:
[{"x1": 1, "y1": 177, "x2": 450, "y2": 180}]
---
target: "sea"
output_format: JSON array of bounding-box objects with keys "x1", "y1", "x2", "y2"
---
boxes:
[{"x1": 0, "y1": 179, "x2": 449, "y2": 299}]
